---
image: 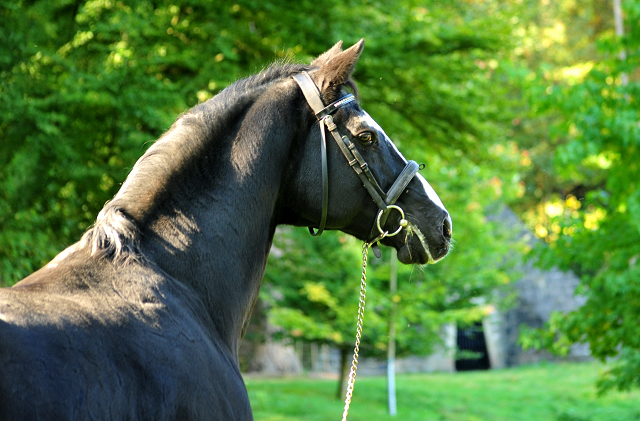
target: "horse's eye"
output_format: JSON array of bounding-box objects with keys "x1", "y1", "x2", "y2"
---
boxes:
[{"x1": 358, "y1": 131, "x2": 375, "y2": 145}]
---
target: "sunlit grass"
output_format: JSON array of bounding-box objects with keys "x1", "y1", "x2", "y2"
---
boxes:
[{"x1": 245, "y1": 362, "x2": 640, "y2": 421}]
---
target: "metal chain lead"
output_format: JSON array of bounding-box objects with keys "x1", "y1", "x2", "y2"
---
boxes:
[
  {"x1": 341, "y1": 242, "x2": 370, "y2": 421},
  {"x1": 341, "y1": 212, "x2": 406, "y2": 420}
]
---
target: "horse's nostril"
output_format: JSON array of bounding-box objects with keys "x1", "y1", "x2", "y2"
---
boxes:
[{"x1": 443, "y1": 214, "x2": 452, "y2": 239}]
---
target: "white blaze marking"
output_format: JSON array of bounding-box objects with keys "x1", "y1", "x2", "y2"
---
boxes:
[
  {"x1": 350, "y1": 112, "x2": 408, "y2": 161},
  {"x1": 352, "y1": 112, "x2": 449, "y2": 215},
  {"x1": 349, "y1": 110, "x2": 452, "y2": 263},
  {"x1": 416, "y1": 173, "x2": 447, "y2": 214}
]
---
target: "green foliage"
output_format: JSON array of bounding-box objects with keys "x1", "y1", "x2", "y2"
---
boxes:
[
  {"x1": 1, "y1": 0, "x2": 522, "y2": 288},
  {"x1": 264, "y1": 220, "x2": 517, "y2": 359},
  {"x1": 517, "y1": 0, "x2": 640, "y2": 394},
  {"x1": 1, "y1": 0, "x2": 524, "y2": 382}
]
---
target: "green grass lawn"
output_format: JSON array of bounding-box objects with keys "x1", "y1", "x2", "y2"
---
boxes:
[{"x1": 245, "y1": 362, "x2": 640, "y2": 421}]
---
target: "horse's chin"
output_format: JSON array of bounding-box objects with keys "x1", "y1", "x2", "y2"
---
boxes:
[
  {"x1": 396, "y1": 237, "x2": 431, "y2": 265},
  {"x1": 391, "y1": 222, "x2": 440, "y2": 265}
]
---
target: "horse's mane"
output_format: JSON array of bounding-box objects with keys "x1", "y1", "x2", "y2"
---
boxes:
[
  {"x1": 81, "y1": 206, "x2": 142, "y2": 264},
  {"x1": 80, "y1": 61, "x2": 359, "y2": 264}
]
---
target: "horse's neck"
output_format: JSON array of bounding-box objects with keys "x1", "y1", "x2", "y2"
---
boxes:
[
  {"x1": 113, "y1": 90, "x2": 300, "y2": 356},
  {"x1": 143, "y1": 192, "x2": 276, "y2": 356}
]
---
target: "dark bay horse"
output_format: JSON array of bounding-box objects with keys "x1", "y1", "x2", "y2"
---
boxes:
[{"x1": 0, "y1": 40, "x2": 451, "y2": 420}]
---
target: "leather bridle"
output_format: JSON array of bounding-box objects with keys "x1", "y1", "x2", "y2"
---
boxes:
[{"x1": 293, "y1": 71, "x2": 420, "y2": 247}]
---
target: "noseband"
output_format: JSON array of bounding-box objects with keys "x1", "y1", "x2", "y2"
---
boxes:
[{"x1": 293, "y1": 72, "x2": 419, "y2": 248}]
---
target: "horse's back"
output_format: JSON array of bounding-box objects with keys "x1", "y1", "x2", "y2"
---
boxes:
[{"x1": 0, "y1": 248, "x2": 252, "y2": 420}]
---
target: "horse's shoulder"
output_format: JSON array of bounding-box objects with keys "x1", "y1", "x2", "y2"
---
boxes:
[
  {"x1": 1, "y1": 244, "x2": 228, "y2": 356},
  {"x1": 1, "y1": 247, "x2": 249, "y2": 420}
]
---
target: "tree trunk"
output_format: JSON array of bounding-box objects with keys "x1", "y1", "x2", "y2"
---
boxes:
[
  {"x1": 336, "y1": 347, "x2": 349, "y2": 400},
  {"x1": 613, "y1": 0, "x2": 628, "y2": 86}
]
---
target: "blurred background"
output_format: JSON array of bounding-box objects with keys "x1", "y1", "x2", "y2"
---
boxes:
[{"x1": 2, "y1": 0, "x2": 640, "y2": 419}]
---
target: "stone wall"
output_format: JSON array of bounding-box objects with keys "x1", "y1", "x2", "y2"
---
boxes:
[{"x1": 483, "y1": 207, "x2": 590, "y2": 368}]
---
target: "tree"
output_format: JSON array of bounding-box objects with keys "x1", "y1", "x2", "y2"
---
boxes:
[
  {"x1": 263, "y1": 224, "x2": 515, "y2": 398},
  {"x1": 263, "y1": 229, "x2": 386, "y2": 398},
  {"x1": 1, "y1": 1, "x2": 526, "y2": 394},
  {"x1": 517, "y1": 0, "x2": 640, "y2": 393},
  {"x1": 1, "y1": 0, "x2": 523, "y2": 285},
  {"x1": 0, "y1": 0, "x2": 341, "y2": 284}
]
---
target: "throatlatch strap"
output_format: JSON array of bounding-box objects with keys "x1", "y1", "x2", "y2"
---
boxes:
[
  {"x1": 293, "y1": 72, "x2": 355, "y2": 236},
  {"x1": 310, "y1": 119, "x2": 329, "y2": 236}
]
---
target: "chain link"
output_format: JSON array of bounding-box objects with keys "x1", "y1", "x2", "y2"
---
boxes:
[{"x1": 341, "y1": 242, "x2": 370, "y2": 421}]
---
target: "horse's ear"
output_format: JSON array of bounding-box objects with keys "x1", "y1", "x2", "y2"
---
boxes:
[
  {"x1": 311, "y1": 40, "x2": 343, "y2": 67},
  {"x1": 312, "y1": 39, "x2": 364, "y2": 101}
]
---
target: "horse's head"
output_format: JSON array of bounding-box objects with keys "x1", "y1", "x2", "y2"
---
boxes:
[{"x1": 281, "y1": 40, "x2": 451, "y2": 264}]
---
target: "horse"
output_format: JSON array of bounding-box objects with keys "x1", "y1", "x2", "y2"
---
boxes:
[{"x1": 0, "y1": 40, "x2": 451, "y2": 420}]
